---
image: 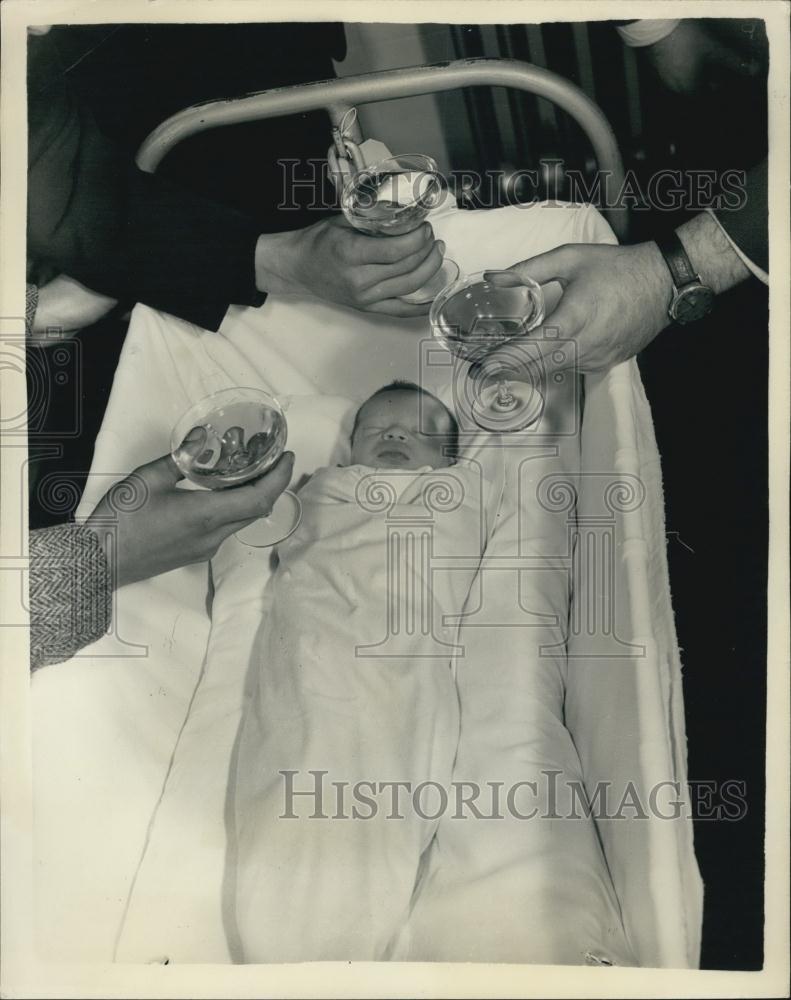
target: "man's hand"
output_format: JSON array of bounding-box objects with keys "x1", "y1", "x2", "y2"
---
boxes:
[
  {"x1": 85, "y1": 450, "x2": 294, "y2": 588},
  {"x1": 254, "y1": 215, "x2": 445, "y2": 318},
  {"x1": 479, "y1": 211, "x2": 752, "y2": 379},
  {"x1": 480, "y1": 241, "x2": 674, "y2": 377}
]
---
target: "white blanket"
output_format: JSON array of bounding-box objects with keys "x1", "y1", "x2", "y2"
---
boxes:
[
  {"x1": 31, "y1": 200, "x2": 701, "y2": 967},
  {"x1": 234, "y1": 462, "x2": 487, "y2": 961}
]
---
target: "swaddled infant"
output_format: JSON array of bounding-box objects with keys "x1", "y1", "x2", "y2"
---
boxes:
[
  {"x1": 233, "y1": 382, "x2": 489, "y2": 963},
  {"x1": 347, "y1": 381, "x2": 458, "y2": 471}
]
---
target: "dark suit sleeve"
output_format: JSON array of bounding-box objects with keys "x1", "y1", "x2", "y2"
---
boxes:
[
  {"x1": 713, "y1": 159, "x2": 768, "y2": 275},
  {"x1": 27, "y1": 33, "x2": 266, "y2": 331}
]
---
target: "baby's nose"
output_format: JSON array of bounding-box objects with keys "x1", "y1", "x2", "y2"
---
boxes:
[{"x1": 383, "y1": 426, "x2": 409, "y2": 441}]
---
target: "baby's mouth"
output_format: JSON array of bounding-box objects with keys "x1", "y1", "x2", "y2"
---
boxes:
[{"x1": 376, "y1": 448, "x2": 411, "y2": 465}]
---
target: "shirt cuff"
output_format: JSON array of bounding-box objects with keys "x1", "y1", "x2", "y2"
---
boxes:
[
  {"x1": 706, "y1": 209, "x2": 769, "y2": 285},
  {"x1": 616, "y1": 20, "x2": 680, "y2": 48}
]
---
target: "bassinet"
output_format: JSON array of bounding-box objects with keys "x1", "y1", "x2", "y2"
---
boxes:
[{"x1": 31, "y1": 59, "x2": 702, "y2": 969}]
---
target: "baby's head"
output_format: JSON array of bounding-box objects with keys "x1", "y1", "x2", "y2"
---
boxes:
[{"x1": 350, "y1": 381, "x2": 458, "y2": 470}]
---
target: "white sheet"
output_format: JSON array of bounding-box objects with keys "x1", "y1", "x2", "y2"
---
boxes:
[
  {"x1": 31, "y1": 200, "x2": 702, "y2": 967},
  {"x1": 391, "y1": 419, "x2": 636, "y2": 965}
]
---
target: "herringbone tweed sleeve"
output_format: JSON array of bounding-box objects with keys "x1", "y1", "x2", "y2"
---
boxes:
[
  {"x1": 29, "y1": 524, "x2": 112, "y2": 670},
  {"x1": 26, "y1": 284, "x2": 38, "y2": 334}
]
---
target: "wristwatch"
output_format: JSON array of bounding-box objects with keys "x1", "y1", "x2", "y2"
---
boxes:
[{"x1": 655, "y1": 231, "x2": 715, "y2": 325}]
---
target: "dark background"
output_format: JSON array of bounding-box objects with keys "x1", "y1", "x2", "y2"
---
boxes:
[{"x1": 27, "y1": 20, "x2": 769, "y2": 971}]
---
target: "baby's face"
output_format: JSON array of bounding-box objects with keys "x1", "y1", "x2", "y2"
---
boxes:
[{"x1": 351, "y1": 391, "x2": 455, "y2": 470}]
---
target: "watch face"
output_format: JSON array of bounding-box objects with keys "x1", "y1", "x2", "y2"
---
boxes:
[{"x1": 673, "y1": 285, "x2": 715, "y2": 324}]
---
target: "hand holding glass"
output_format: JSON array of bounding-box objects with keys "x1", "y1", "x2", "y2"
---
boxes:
[
  {"x1": 341, "y1": 153, "x2": 459, "y2": 304},
  {"x1": 171, "y1": 387, "x2": 301, "y2": 546}
]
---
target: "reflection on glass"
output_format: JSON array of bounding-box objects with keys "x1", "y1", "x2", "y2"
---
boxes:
[
  {"x1": 429, "y1": 271, "x2": 546, "y2": 432},
  {"x1": 171, "y1": 387, "x2": 300, "y2": 546}
]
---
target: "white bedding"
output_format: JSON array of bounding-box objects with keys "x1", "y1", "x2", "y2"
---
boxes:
[
  {"x1": 234, "y1": 461, "x2": 488, "y2": 961},
  {"x1": 31, "y1": 200, "x2": 702, "y2": 967},
  {"x1": 393, "y1": 428, "x2": 636, "y2": 965}
]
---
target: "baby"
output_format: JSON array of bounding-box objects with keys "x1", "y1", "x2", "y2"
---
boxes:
[
  {"x1": 233, "y1": 382, "x2": 489, "y2": 963},
  {"x1": 348, "y1": 380, "x2": 458, "y2": 471}
]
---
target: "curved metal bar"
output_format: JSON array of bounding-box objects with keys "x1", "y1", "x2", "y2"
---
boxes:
[{"x1": 136, "y1": 57, "x2": 627, "y2": 237}]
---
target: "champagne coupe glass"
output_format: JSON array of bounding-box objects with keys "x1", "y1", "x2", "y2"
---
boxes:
[
  {"x1": 170, "y1": 387, "x2": 301, "y2": 547},
  {"x1": 341, "y1": 153, "x2": 459, "y2": 304},
  {"x1": 429, "y1": 271, "x2": 546, "y2": 432}
]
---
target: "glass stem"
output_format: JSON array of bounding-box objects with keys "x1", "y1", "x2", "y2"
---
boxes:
[{"x1": 497, "y1": 379, "x2": 515, "y2": 408}]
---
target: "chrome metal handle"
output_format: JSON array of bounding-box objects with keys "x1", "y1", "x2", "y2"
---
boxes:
[{"x1": 136, "y1": 57, "x2": 627, "y2": 238}]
